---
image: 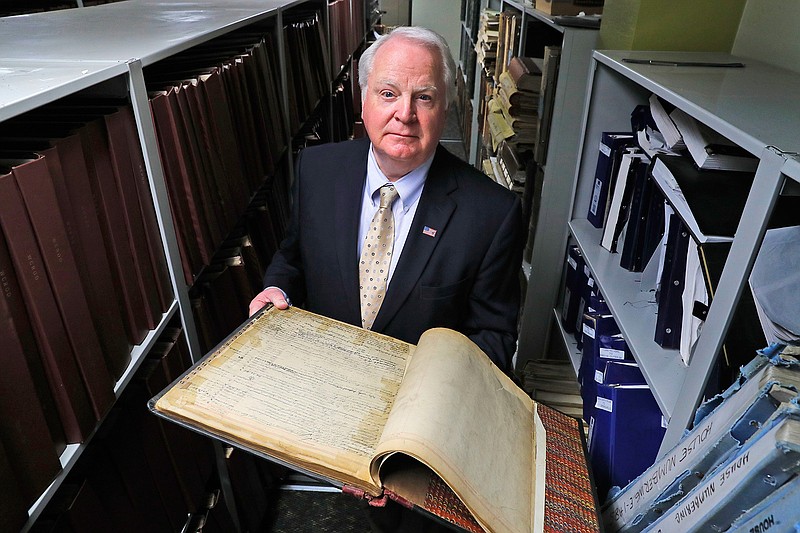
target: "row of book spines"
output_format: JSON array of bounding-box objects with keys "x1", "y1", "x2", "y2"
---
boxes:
[
  {"x1": 329, "y1": 0, "x2": 367, "y2": 78},
  {"x1": 191, "y1": 189, "x2": 290, "y2": 354},
  {"x1": 145, "y1": 30, "x2": 288, "y2": 285},
  {"x1": 144, "y1": 15, "x2": 345, "y2": 285},
  {"x1": 24, "y1": 326, "x2": 223, "y2": 533},
  {"x1": 0, "y1": 103, "x2": 174, "y2": 498}
]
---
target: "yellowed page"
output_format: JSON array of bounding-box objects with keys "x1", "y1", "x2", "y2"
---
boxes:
[
  {"x1": 154, "y1": 306, "x2": 413, "y2": 494},
  {"x1": 371, "y1": 328, "x2": 544, "y2": 533}
]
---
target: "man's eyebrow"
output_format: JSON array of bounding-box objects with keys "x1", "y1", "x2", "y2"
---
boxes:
[{"x1": 373, "y1": 80, "x2": 439, "y2": 94}]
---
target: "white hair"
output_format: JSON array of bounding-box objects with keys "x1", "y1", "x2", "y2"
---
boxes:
[{"x1": 358, "y1": 26, "x2": 457, "y2": 109}]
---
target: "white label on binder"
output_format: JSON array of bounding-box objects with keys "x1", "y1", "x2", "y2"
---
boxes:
[
  {"x1": 599, "y1": 347, "x2": 626, "y2": 360},
  {"x1": 600, "y1": 141, "x2": 611, "y2": 157},
  {"x1": 568, "y1": 257, "x2": 577, "y2": 269},
  {"x1": 595, "y1": 397, "x2": 613, "y2": 412},
  {"x1": 583, "y1": 324, "x2": 595, "y2": 339},
  {"x1": 594, "y1": 370, "x2": 604, "y2": 383}
]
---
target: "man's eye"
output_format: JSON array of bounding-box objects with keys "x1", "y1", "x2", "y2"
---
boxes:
[
  {"x1": 380, "y1": 90, "x2": 395, "y2": 98},
  {"x1": 418, "y1": 94, "x2": 432, "y2": 102}
]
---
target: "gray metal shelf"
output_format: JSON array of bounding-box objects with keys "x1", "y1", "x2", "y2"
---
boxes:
[
  {"x1": 0, "y1": 1, "x2": 353, "y2": 528},
  {"x1": 0, "y1": 1, "x2": 285, "y2": 66},
  {"x1": 570, "y1": 219, "x2": 686, "y2": 418},
  {"x1": 530, "y1": 48, "x2": 800, "y2": 456}
]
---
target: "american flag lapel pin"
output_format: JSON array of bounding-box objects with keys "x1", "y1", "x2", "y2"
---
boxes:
[{"x1": 422, "y1": 226, "x2": 437, "y2": 238}]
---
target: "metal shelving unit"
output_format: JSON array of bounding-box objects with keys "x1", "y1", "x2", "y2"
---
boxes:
[
  {"x1": 0, "y1": 1, "x2": 368, "y2": 528},
  {"x1": 531, "y1": 48, "x2": 800, "y2": 456}
]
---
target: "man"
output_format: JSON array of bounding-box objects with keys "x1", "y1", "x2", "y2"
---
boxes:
[{"x1": 248, "y1": 26, "x2": 523, "y2": 372}]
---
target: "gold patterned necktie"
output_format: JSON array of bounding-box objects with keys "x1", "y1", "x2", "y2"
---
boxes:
[{"x1": 359, "y1": 184, "x2": 400, "y2": 330}]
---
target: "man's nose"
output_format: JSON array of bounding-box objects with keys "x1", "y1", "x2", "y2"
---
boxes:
[{"x1": 394, "y1": 96, "x2": 416, "y2": 122}]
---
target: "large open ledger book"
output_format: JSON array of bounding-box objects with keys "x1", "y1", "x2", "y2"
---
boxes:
[{"x1": 150, "y1": 306, "x2": 599, "y2": 533}]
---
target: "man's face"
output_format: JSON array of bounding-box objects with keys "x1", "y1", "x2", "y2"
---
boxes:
[{"x1": 361, "y1": 37, "x2": 448, "y2": 180}]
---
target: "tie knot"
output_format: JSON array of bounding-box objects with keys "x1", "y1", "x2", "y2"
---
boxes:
[{"x1": 379, "y1": 184, "x2": 399, "y2": 210}]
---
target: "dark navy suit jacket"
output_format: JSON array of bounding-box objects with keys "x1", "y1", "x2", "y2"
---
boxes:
[{"x1": 263, "y1": 137, "x2": 524, "y2": 371}]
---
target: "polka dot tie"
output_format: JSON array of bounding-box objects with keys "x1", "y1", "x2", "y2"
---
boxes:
[{"x1": 359, "y1": 184, "x2": 400, "y2": 330}]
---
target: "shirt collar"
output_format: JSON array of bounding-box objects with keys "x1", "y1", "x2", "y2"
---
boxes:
[{"x1": 366, "y1": 144, "x2": 434, "y2": 212}]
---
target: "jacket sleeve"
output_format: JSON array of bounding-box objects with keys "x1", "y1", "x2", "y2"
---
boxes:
[{"x1": 463, "y1": 194, "x2": 525, "y2": 373}]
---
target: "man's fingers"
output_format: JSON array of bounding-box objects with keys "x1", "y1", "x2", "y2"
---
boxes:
[{"x1": 248, "y1": 288, "x2": 290, "y2": 316}]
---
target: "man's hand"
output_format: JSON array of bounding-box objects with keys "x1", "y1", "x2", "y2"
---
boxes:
[{"x1": 248, "y1": 287, "x2": 291, "y2": 316}]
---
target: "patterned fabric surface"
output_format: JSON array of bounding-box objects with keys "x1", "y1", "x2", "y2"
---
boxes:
[{"x1": 421, "y1": 403, "x2": 600, "y2": 532}]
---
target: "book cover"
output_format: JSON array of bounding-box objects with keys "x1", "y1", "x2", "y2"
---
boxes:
[
  {"x1": 650, "y1": 154, "x2": 754, "y2": 243},
  {"x1": 670, "y1": 108, "x2": 758, "y2": 172},
  {"x1": 727, "y1": 474, "x2": 800, "y2": 532},
  {"x1": 0, "y1": 439, "x2": 29, "y2": 533},
  {"x1": 150, "y1": 306, "x2": 601, "y2": 533},
  {"x1": 561, "y1": 244, "x2": 586, "y2": 334},
  {"x1": 619, "y1": 157, "x2": 654, "y2": 271},
  {"x1": 654, "y1": 215, "x2": 690, "y2": 349},
  {"x1": 600, "y1": 150, "x2": 647, "y2": 253},
  {"x1": 507, "y1": 56, "x2": 542, "y2": 92}
]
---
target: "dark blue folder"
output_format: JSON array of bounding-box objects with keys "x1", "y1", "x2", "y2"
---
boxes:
[
  {"x1": 587, "y1": 132, "x2": 636, "y2": 228},
  {"x1": 561, "y1": 245, "x2": 587, "y2": 335},
  {"x1": 588, "y1": 382, "x2": 666, "y2": 503},
  {"x1": 654, "y1": 214, "x2": 691, "y2": 349}
]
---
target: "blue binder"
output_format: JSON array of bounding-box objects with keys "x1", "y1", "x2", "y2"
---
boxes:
[
  {"x1": 560, "y1": 245, "x2": 585, "y2": 334},
  {"x1": 654, "y1": 214, "x2": 690, "y2": 349},
  {"x1": 588, "y1": 382, "x2": 666, "y2": 503},
  {"x1": 587, "y1": 132, "x2": 636, "y2": 228}
]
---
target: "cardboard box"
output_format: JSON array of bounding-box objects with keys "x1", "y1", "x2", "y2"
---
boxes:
[{"x1": 536, "y1": 0, "x2": 604, "y2": 16}]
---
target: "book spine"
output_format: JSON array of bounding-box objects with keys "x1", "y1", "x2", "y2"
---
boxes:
[
  {"x1": 149, "y1": 90, "x2": 202, "y2": 283},
  {"x1": 605, "y1": 373, "x2": 795, "y2": 531},
  {"x1": 104, "y1": 108, "x2": 163, "y2": 329},
  {"x1": 0, "y1": 169, "x2": 95, "y2": 443},
  {"x1": 642, "y1": 416, "x2": 800, "y2": 533},
  {"x1": 0, "y1": 230, "x2": 63, "y2": 505},
  {"x1": 121, "y1": 105, "x2": 174, "y2": 314},
  {"x1": 13, "y1": 155, "x2": 116, "y2": 421},
  {"x1": 80, "y1": 120, "x2": 150, "y2": 346},
  {"x1": 50, "y1": 135, "x2": 132, "y2": 379}
]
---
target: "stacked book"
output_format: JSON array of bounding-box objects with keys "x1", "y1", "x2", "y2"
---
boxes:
[
  {"x1": 601, "y1": 345, "x2": 800, "y2": 532},
  {"x1": 474, "y1": 9, "x2": 499, "y2": 78},
  {"x1": 487, "y1": 56, "x2": 542, "y2": 151}
]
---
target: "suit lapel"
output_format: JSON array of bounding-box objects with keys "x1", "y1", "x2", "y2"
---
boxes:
[
  {"x1": 334, "y1": 138, "x2": 371, "y2": 319},
  {"x1": 374, "y1": 146, "x2": 457, "y2": 331}
]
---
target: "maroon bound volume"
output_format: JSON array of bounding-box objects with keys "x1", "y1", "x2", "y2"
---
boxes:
[
  {"x1": 119, "y1": 106, "x2": 173, "y2": 311},
  {"x1": 0, "y1": 231, "x2": 63, "y2": 506},
  {"x1": 104, "y1": 108, "x2": 163, "y2": 328},
  {"x1": 80, "y1": 119, "x2": 149, "y2": 346},
  {"x1": 0, "y1": 166, "x2": 95, "y2": 443},
  {"x1": 47, "y1": 136, "x2": 132, "y2": 379},
  {"x1": 199, "y1": 67, "x2": 250, "y2": 215},
  {"x1": 12, "y1": 154, "x2": 116, "y2": 421},
  {"x1": 149, "y1": 88, "x2": 206, "y2": 281}
]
